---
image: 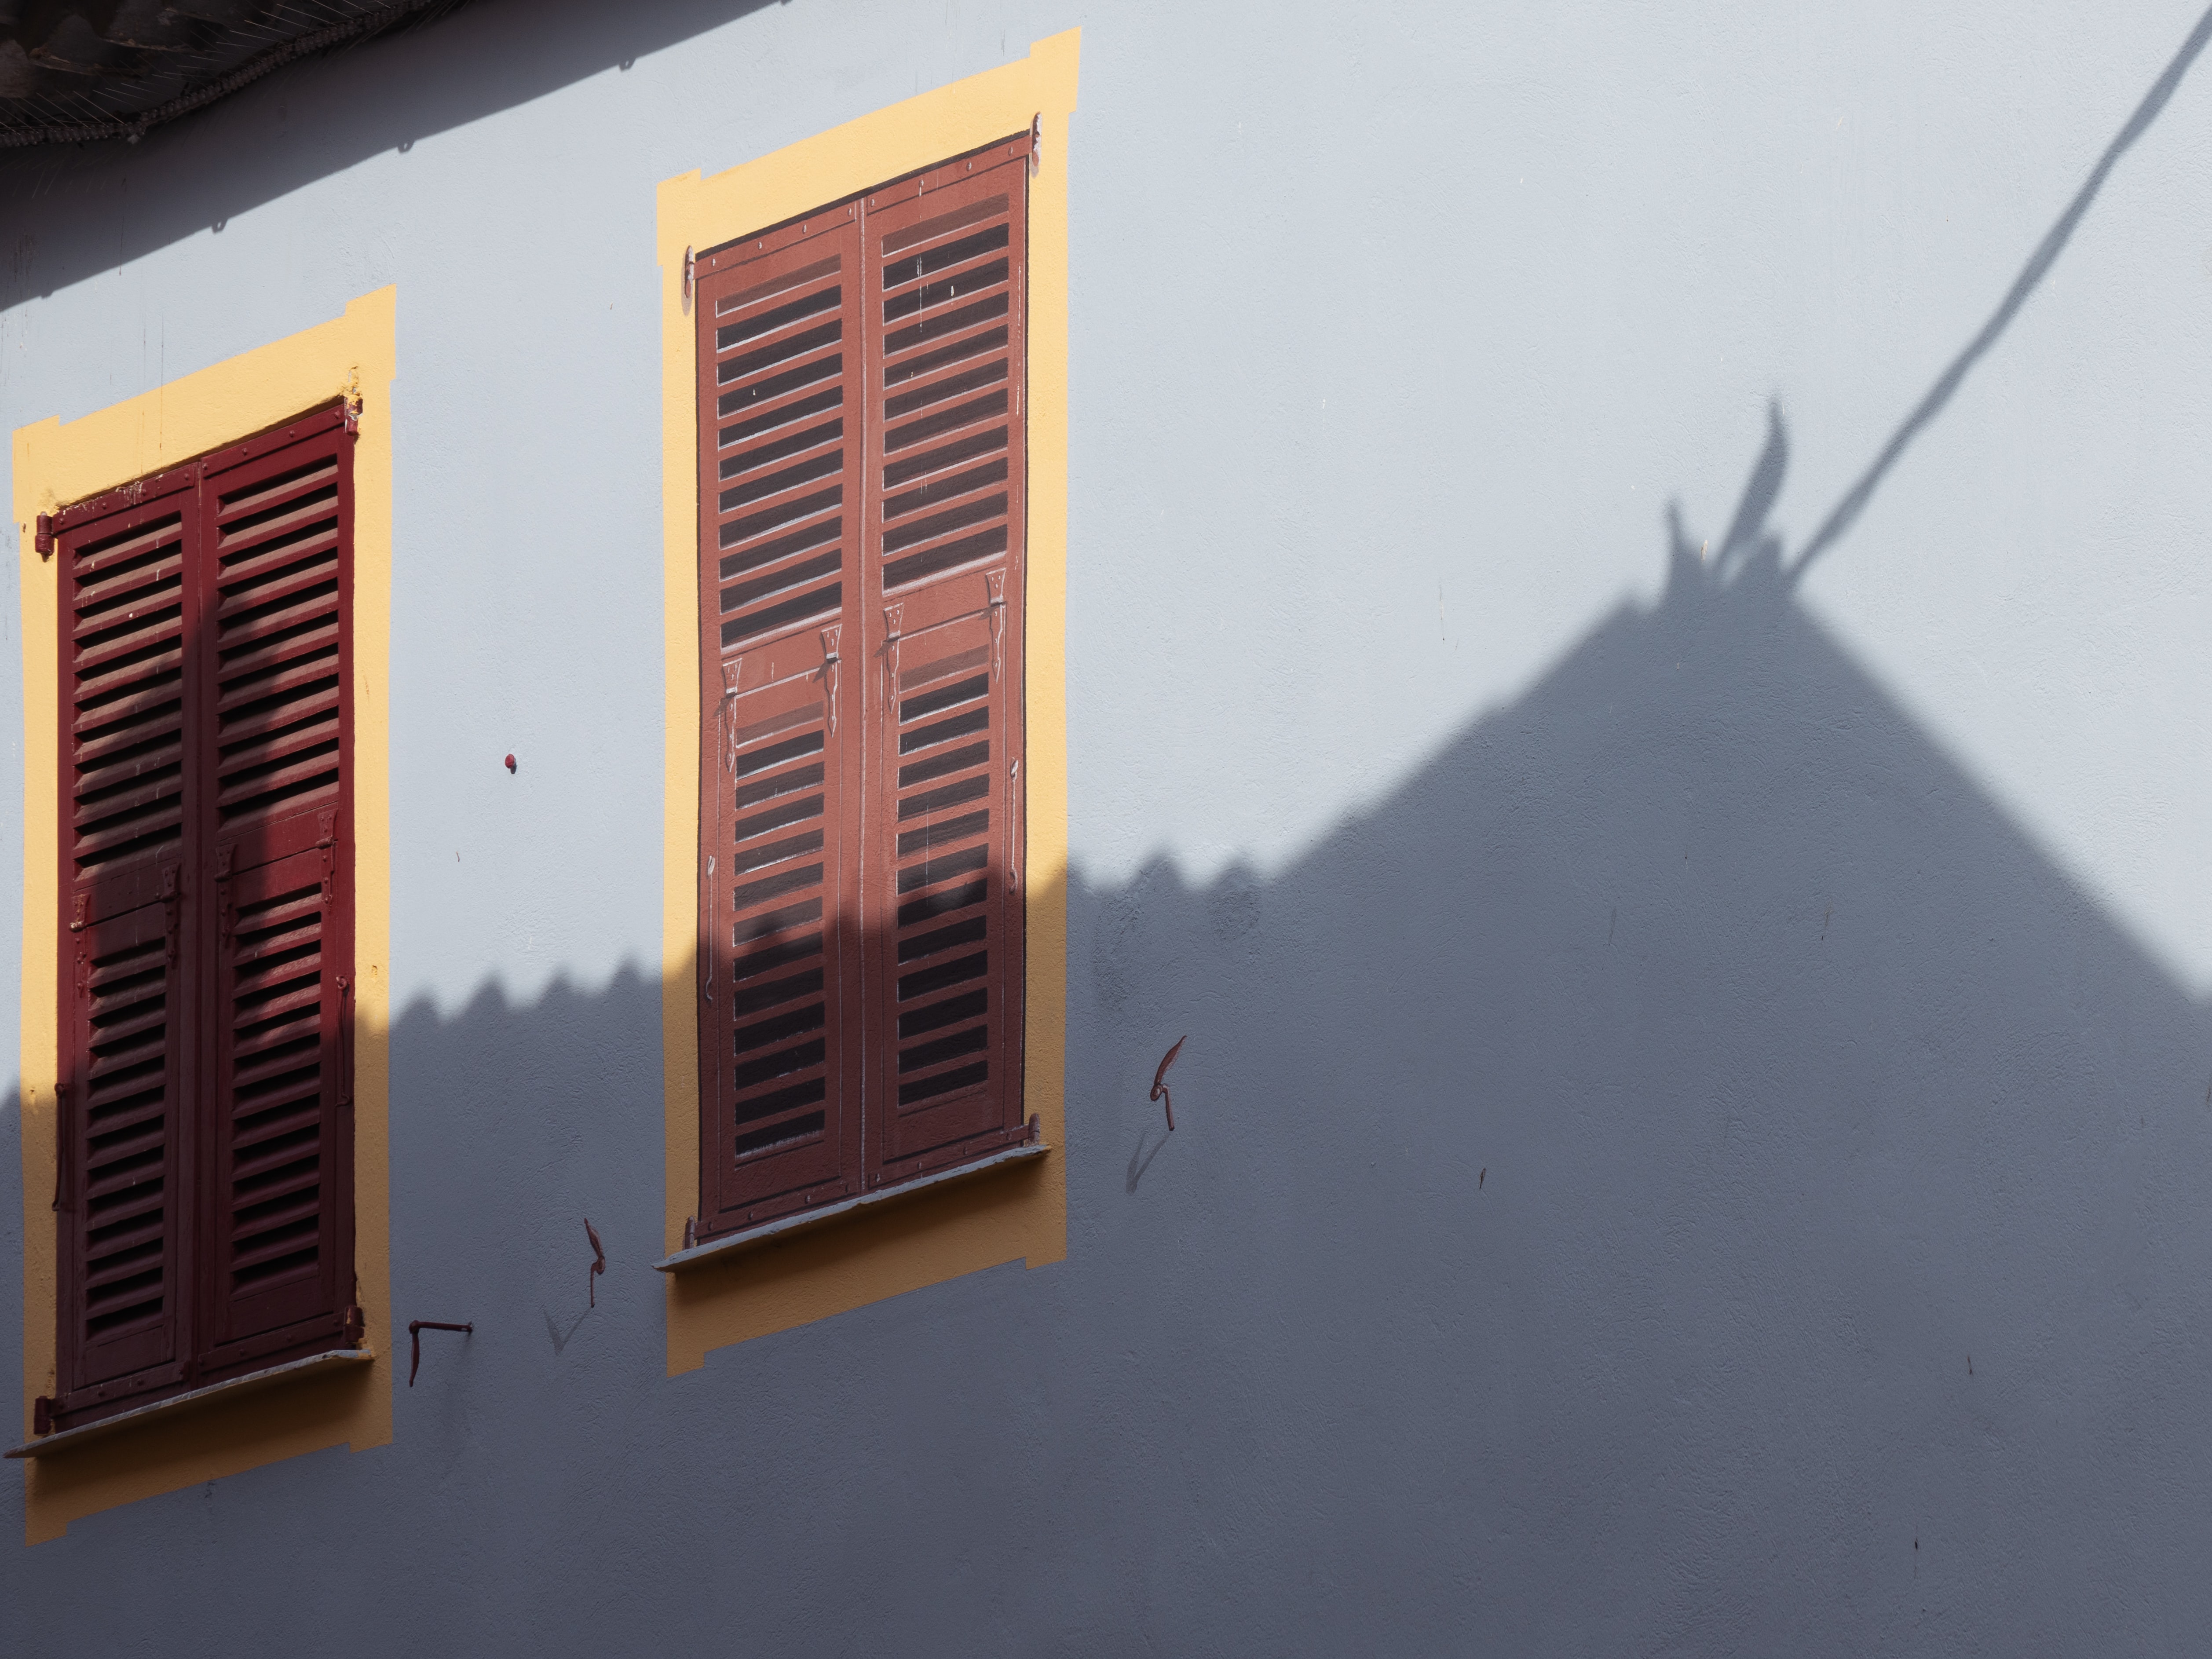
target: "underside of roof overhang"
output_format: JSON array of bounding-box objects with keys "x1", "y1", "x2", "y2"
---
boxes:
[{"x1": 0, "y1": 0, "x2": 468, "y2": 148}]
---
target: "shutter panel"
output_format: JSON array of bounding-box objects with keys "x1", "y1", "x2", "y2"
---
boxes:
[
  {"x1": 197, "y1": 424, "x2": 354, "y2": 1370},
  {"x1": 54, "y1": 487, "x2": 200, "y2": 1414},
  {"x1": 859, "y1": 144, "x2": 1031, "y2": 1182},
  {"x1": 694, "y1": 210, "x2": 868, "y2": 1232}
]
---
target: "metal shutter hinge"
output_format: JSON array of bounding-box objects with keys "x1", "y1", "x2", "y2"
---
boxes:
[
  {"x1": 986, "y1": 570, "x2": 1007, "y2": 679},
  {"x1": 1030, "y1": 113, "x2": 1042, "y2": 177},
  {"x1": 159, "y1": 866, "x2": 180, "y2": 965},
  {"x1": 216, "y1": 843, "x2": 234, "y2": 944},
  {"x1": 32, "y1": 1396, "x2": 51, "y2": 1436},
  {"x1": 683, "y1": 245, "x2": 695, "y2": 306},
  {"x1": 820, "y1": 625, "x2": 842, "y2": 735},
  {"x1": 33, "y1": 514, "x2": 53, "y2": 558},
  {"x1": 883, "y1": 603, "x2": 903, "y2": 713},
  {"x1": 336, "y1": 976, "x2": 353, "y2": 1106},
  {"x1": 68, "y1": 892, "x2": 87, "y2": 933}
]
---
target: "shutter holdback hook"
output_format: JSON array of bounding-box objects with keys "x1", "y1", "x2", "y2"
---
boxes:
[
  {"x1": 407, "y1": 1320, "x2": 473, "y2": 1387},
  {"x1": 1151, "y1": 1036, "x2": 1188, "y2": 1131}
]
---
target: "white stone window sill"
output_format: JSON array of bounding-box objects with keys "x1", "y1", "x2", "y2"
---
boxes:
[
  {"x1": 654, "y1": 1141, "x2": 1050, "y2": 1272},
  {"x1": 5, "y1": 1348, "x2": 373, "y2": 1460}
]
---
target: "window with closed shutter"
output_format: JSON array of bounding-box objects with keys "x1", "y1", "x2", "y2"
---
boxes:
[
  {"x1": 50, "y1": 405, "x2": 358, "y2": 1431},
  {"x1": 692, "y1": 136, "x2": 1031, "y2": 1242}
]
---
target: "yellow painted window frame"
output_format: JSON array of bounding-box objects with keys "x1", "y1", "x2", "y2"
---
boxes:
[
  {"x1": 658, "y1": 34, "x2": 1079, "y2": 1373},
  {"x1": 12, "y1": 291, "x2": 397, "y2": 1544}
]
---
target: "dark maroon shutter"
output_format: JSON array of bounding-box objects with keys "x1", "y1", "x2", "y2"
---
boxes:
[
  {"x1": 50, "y1": 407, "x2": 355, "y2": 1427},
  {"x1": 197, "y1": 428, "x2": 353, "y2": 1374},
  {"x1": 694, "y1": 208, "x2": 868, "y2": 1234},
  {"x1": 54, "y1": 481, "x2": 200, "y2": 1416},
  {"x1": 859, "y1": 143, "x2": 1030, "y2": 1184}
]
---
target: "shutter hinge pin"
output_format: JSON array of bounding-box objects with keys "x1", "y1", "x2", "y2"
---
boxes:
[
  {"x1": 683, "y1": 245, "x2": 695, "y2": 305},
  {"x1": 33, "y1": 513, "x2": 53, "y2": 558},
  {"x1": 32, "y1": 1396, "x2": 51, "y2": 1436},
  {"x1": 406, "y1": 1320, "x2": 474, "y2": 1387},
  {"x1": 1029, "y1": 112, "x2": 1042, "y2": 177}
]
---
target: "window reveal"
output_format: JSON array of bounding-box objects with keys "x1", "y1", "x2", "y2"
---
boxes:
[
  {"x1": 693, "y1": 137, "x2": 1031, "y2": 1237},
  {"x1": 51, "y1": 406, "x2": 358, "y2": 1430}
]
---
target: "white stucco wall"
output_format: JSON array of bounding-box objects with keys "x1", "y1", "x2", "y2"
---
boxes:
[{"x1": 5, "y1": 1, "x2": 2212, "y2": 1649}]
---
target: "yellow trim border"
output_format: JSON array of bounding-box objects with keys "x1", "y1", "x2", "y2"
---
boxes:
[
  {"x1": 13, "y1": 290, "x2": 396, "y2": 1542},
  {"x1": 658, "y1": 34, "x2": 1077, "y2": 1372}
]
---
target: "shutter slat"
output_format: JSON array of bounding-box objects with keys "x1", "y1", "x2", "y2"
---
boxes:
[{"x1": 215, "y1": 457, "x2": 339, "y2": 525}]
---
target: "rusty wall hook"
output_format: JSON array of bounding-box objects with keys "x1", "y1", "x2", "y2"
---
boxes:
[
  {"x1": 585, "y1": 1217, "x2": 605, "y2": 1308},
  {"x1": 1151, "y1": 1036, "x2": 1187, "y2": 1131},
  {"x1": 407, "y1": 1320, "x2": 473, "y2": 1387}
]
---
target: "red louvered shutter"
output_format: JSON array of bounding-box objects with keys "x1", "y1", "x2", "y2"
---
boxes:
[
  {"x1": 859, "y1": 143, "x2": 1030, "y2": 1184},
  {"x1": 197, "y1": 428, "x2": 354, "y2": 1375},
  {"x1": 49, "y1": 407, "x2": 355, "y2": 1428},
  {"x1": 694, "y1": 208, "x2": 868, "y2": 1234},
  {"x1": 54, "y1": 477, "x2": 201, "y2": 1417}
]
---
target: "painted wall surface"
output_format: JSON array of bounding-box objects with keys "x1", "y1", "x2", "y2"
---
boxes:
[{"x1": 6, "y1": 0, "x2": 2212, "y2": 1649}]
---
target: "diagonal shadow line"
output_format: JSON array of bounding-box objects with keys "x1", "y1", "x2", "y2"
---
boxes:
[{"x1": 1787, "y1": 2, "x2": 2212, "y2": 586}]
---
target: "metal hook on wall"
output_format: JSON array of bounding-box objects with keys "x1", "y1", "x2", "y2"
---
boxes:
[
  {"x1": 407, "y1": 1320, "x2": 473, "y2": 1387},
  {"x1": 1151, "y1": 1036, "x2": 1187, "y2": 1131}
]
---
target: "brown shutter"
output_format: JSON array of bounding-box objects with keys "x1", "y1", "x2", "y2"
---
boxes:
[
  {"x1": 859, "y1": 142, "x2": 1031, "y2": 1184},
  {"x1": 53, "y1": 480, "x2": 201, "y2": 1415},
  {"x1": 51, "y1": 409, "x2": 355, "y2": 1426},
  {"x1": 694, "y1": 209, "x2": 868, "y2": 1233},
  {"x1": 196, "y1": 426, "x2": 353, "y2": 1373}
]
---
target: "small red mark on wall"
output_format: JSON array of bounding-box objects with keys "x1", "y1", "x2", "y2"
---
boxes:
[{"x1": 504, "y1": 753, "x2": 516, "y2": 773}]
